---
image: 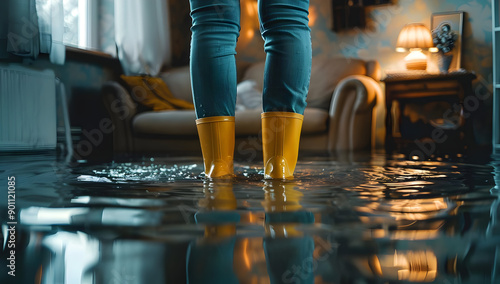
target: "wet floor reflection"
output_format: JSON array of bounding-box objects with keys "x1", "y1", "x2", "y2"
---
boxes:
[{"x1": 2, "y1": 153, "x2": 500, "y2": 283}]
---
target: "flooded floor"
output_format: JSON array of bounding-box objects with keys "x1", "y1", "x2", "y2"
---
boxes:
[{"x1": 1, "y1": 152, "x2": 500, "y2": 284}]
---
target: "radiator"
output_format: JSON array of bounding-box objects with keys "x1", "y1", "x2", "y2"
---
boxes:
[{"x1": 0, "y1": 63, "x2": 56, "y2": 151}]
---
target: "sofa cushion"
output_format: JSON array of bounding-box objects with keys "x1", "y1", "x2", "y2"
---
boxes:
[
  {"x1": 235, "y1": 108, "x2": 328, "y2": 136},
  {"x1": 241, "y1": 61, "x2": 265, "y2": 91},
  {"x1": 133, "y1": 110, "x2": 197, "y2": 136},
  {"x1": 159, "y1": 66, "x2": 194, "y2": 103},
  {"x1": 133, "y1": 108, "x2": 328, "y2": 136},
  {"x1": 159, "y1": 57, "x2": 376, "y2": 112},
  {"x1": 307, "y1": 57, "x2": 367, "y2": 110},
  {"x1": 241, "y1": 57, "x2": 369, "y2": 111}
]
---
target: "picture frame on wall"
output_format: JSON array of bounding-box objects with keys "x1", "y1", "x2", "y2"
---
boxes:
[{"x1": 430, "y1": 11, "x2": 464, "y2": 72}]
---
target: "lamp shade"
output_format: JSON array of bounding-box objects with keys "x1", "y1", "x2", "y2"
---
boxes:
[{"x1": 396, "y1": 23, "x2": 433, "y2": 50}]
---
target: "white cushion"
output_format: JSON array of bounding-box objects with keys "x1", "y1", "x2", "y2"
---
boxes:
[{"x1": 236, "y1": 80, "x2": 262, "y2": 111}]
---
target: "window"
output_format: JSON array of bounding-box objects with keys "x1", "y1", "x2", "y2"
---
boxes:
[
  {"x1": 62, "y1": 0, "x2": 79, "y2": 47},
  {"x1": 62, "y1": 0, "x2": 98, "y2": 50},
  {"x1": 34, "y1": 0, "x2": 115, "y2": 56}
]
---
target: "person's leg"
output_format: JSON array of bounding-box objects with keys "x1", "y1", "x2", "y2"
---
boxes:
[
  {"x1": 258, "y1": 0, "x2": 312, "y2": 179},
  {"x1": 259, "y1": 0, "x2": 311, "y2": 114},
  {"x1": 189, "y1": 0, "x2": 240, "y2": 178}
]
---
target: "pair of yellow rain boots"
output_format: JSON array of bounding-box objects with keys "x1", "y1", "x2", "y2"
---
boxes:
[{"x1": 196, "y1": 112, "x2": 303, "y2": 179}]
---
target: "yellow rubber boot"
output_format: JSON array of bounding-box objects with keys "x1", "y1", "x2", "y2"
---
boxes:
[
  {"x1": 261, "y1": 112, "x2": 303, "y2": 179},
  {"x1": 196, "y1": 116, "x2": 235, "y2": 179}
]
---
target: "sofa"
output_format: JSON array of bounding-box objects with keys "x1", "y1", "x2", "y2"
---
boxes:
[{"x1": 101, "y1": 56, "x2": 384, "y2": 156}]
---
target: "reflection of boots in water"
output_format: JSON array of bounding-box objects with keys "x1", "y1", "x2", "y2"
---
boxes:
[
  {"x1": 262, "y1": 180, "x2": 315, "y2": 284},
  {"x1": 186, "y1": 181, "x2": 240, "y2": 284}
]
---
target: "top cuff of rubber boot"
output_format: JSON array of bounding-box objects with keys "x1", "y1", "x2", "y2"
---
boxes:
[
  {"x1": 261, "y1": 112, "x2": 304, "y2": 119},
  {"x1": 196, "y1": 116, "x2": 235, "y2": 124}
]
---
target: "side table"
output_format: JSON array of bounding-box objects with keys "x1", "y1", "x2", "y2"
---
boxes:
[{"x1": 382, "y1": 71, "x2": 476, "y2": 152}]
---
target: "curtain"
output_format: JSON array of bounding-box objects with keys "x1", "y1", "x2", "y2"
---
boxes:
[
  {"x1": 0, "y1": 1, "x2": 8, "y2": 58},
  {"x1": 35, "y1": 0, "x2": 65, "y2": 64},
  {"x1": 0, "y1": 0, "x2": 65, "y2": 64},
  {"x1": 115, "y1": 0, "x2": 171, "y2": 76},
  {"x1": 3, "y1": 0, "x2": 40, "y2": 58}
]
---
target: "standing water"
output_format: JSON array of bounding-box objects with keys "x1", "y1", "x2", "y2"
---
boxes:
[{"x1": 1, "y1": 152, "x2": 500, "y2": 283}]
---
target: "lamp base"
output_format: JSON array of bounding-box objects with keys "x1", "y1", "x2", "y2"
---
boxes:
[
  {"x1": 405, "y1": 59, "x2": 427, "y2": 70},
  {"x1": 404, "y1": 49, "x2": 428, "y2": 70}
]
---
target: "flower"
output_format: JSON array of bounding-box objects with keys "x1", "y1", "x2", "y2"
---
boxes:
[{"x1": 432, "y1": 23, "x2": 458, "y2": 54}]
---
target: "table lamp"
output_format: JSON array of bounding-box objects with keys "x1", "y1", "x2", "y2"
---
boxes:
[{"x1": 396, "y1": 23, "x2": 436, "y2": 70}]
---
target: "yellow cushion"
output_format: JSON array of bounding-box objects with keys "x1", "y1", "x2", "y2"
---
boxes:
[{"x1": 120, "y1": 75, "x2": 194, "y2": 111}]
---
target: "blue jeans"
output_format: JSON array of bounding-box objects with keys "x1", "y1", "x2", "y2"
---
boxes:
[{"x1": 189, "y1": 0, "x2": 312, "y2": 118}]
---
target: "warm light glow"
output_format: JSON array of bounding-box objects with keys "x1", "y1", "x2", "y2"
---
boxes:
[
  {"x1": 243, "y1": 238, "x2": 251, "y2": 269},
  {"x1": 389, "y1": 198, "x2": 447, "y2": 213},
  {"x1": 233, "y1": 238, "x2": 270, "y2": 283},
  {"x1": 248, "y1": 212, "x2": 254, "y2": 223},
  {"x1": 309, "y1": 6, "x2": 317, "y2": 27},
  {"x1": 396, "y1": 23, "x2": 433, "y2": 70},
  {"x1": 358, "y1": 198, "x2": 449, "y2": 221},
  {"x1": 370, "y1": 255, "x2": 383, "y2": 276},
  {"x1": 404, "y1": 48, "x2": 428, "y2": 70},
  {"x1": 405, "y1": 48, "x2": 426, "y2": 61},
  {"x1": 238, "y1": 0, "x2": 259, "y2": 48},
  {"x1": 396, "y1": 23, "x2": 433, "y2": 50},
  {"x1": 372, "y1": 250, "x2": 438, "y2": 282},
  {"x1": 392, "y1": 230, "x2": 439, "y2": 240},
  {"x1": 245, "y1": 0, "x2": 258, "y2": 19},
  {"x1": 429, "y1": 47, "x2": 439, "y2": 53},
  {"x1": 246, "y1": 29, "x2": 255, "y2": 39}
]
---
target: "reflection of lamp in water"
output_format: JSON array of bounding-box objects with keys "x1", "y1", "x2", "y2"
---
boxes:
[
  {"x1": 358, "y1": 197, "x2": 450, "y2": 221},
  {"x1": 396, "y1": 23, "x2": 437, "y2": 70},
  {"x1": 370, "y1": 250, "x2": 437, "y2": 282}
]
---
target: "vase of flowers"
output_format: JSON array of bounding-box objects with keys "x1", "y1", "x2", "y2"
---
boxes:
[{"x1": 432, "y1": 23, "x2": 458, "y2": 73}]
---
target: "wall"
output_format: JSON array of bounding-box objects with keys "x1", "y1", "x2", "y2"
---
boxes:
[{"x1": 237, "y1": 0, "x2": 493, "y2": 84}]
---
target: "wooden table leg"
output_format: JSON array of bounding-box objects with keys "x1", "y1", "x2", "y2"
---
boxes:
[{"x1": 385, "y1": 100, "x2": 393, "y2": 152}]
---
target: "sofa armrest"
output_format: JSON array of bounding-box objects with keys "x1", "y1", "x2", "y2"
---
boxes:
[
  {"x1": 327, "y1": 75, "x2": 383, "y2": 152},
  {"x1": 101, "y1": 81, "x2": 137, "y2": 153}
]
